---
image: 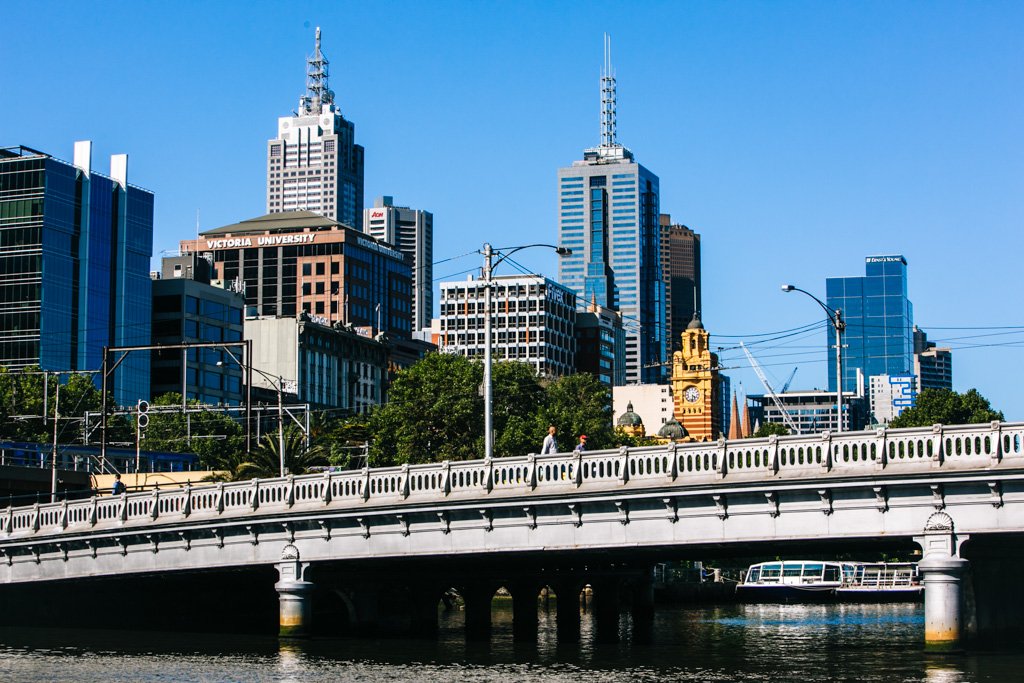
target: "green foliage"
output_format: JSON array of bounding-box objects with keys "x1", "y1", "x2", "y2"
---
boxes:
[
  {"x1": 753, "y1": 422, "x2": 790, "y2": 438},
  {"x1": 888, "y1": 388, "x2": 1004, "y2": 429},
  {"x1": 143, "y1": 393, "x2": 246, "y2": 469},
  {"x1": 612, "y1": 428, "x2": 664, "y2": 447},
  {"x1": 368, "y1": 353, "x2": 483, "y2": 466},
  {"x1": 0, "y1": 367, "x2": 103, "y2": 444},
  {"x1": 541, "y1": 373, "x2": 615, "y2": 450}
]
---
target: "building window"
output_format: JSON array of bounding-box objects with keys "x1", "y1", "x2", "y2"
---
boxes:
[
  {"x1": 316, "y1": 262, "x2": 325, "y2": 275},
  {"x1": 302, "y1": 263, "x2": 311, "y2": 276}
]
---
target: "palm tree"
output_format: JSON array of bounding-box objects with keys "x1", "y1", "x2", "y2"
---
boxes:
[{"x1": 203, "y1": 425, "x2": 326, "y2": 481}]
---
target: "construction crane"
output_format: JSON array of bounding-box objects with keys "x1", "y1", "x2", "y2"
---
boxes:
[
  {"x1": 780, "y1": 367, "x2": 799, "y2": 393},
  {"x1": 740, "y1": 342, "x2": 800, "y2": 435}
]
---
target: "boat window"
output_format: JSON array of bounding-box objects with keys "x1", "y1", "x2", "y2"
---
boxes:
[
  {"x1": 783, "y1": 565, "x2": 803, "y2": 577},
  {"x1": 802, "y1": 563, "x2": 824, "y2": 577},
  {"x1": 761, "y1": 565, "x2": 781, "y2": 579},
  {"x1": 824, "y1": 566, "x2": 840, "y2": 582},
  {"x1": 748, "y1": 568, "x2": 761, "y2": 582}
]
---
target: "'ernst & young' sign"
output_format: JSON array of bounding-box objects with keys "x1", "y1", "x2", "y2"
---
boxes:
[
  {"x1": 205, "y1": 234, "x2": 317, "y2": 249},
  {"x1": 865, "y1": 255, "x2": 905, "y2": 264}
]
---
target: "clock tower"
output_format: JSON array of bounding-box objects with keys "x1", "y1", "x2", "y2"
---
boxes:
[{"x1": 670, "y1": 313, "x2": 722, "y2": 441}]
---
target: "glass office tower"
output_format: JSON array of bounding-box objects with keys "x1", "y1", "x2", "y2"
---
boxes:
[
  {"x1": 0, "y1": 143, "x2": 153, "y2": 405},
  {"x1": 557, "y1": 35, "x2": 665, "y2": 385},
  {"x1": 825, "y1": 255, "x2": 914, "y2": 395}
]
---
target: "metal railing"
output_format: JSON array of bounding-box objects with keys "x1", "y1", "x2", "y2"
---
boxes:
[{"x1": 2, "y1": 421, "x2": 1022, "y2": 541}]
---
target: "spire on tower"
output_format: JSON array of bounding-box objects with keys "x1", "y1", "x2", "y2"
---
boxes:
[
  {"x1": 300, "y1": 26, "x2": 335, "y2": 115},
  {"x1": 600, "y1": 33, "x2": 617, "y2": 148}
]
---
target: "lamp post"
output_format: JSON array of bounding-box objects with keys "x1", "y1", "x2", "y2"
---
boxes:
[
  {"x1": 481, "y1": 243, "x2": 571, "y2": 459},
  {"x1": 781, "y1": 285, "x2": 846, "y2": 432}
]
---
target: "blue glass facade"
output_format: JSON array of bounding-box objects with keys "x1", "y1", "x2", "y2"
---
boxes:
[
  {"x1": 558, "y1": 157, "x2": 664, "y2": 384},
  {"x1": 0, "y1": 146, "x2": 153, "y2": 405},
  {"x1": 825, "y1": 255, "x2": 913, "y2": 395}
]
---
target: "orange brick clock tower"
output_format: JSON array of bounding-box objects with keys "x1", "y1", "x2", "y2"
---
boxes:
[{"x1": 670, "y1": 314, "x2": 722, "y2": 441}]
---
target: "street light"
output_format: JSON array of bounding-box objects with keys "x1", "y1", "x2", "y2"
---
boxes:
[
  {"x1": 481, "y1": 242, "x2": 572, "y2": 459},
  {"x1": 781, "y1": 284, "x2": 846, "y2": 432}
]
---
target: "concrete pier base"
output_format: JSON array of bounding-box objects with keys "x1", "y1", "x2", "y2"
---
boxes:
[
  {"x1": 463, "y1": 584, "x2": 495, "y2": 641},
  {"x1": 275, "y1": 578, "x2": 314, "y2": 638},
  {"x1": 919, "y1": 555, "x2": 969, "y2": 651},
  {"x1": 554, "y1": 580, "x2": 582, "y2": 642},
  {"x1": 511, "y1": 583, "x2": 539, "y2": 642},
  {"x1": 916, "y1": 512, "x2": 969, "y2": 652},
  {"x1": 593, "y1": 579, "x2": 622, "y2": 643}
]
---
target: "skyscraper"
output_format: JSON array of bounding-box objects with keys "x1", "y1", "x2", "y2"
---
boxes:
[
  {"x1": 364, "y1": 196, "x2": 433, "y2": 331},
  {"x1": 660, "y1": 213, "x2": 701, "y2": 354},
  {"x1": 0, "y1": 142, "x2": 153, "y2": 404},
  {"x1": 557, "y1": 36, "x2": 664, "y2": 384},
  {"x1": 826, "y1": 255, "x2": 914, "y2": 395},
  {"x1": 267, "y1": 28, "x2": 365, "y2": 229}
]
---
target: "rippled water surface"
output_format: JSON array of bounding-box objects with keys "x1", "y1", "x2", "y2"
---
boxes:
[{"x1": 0, "y1": 603, "x2": 1018, "y2": 682}]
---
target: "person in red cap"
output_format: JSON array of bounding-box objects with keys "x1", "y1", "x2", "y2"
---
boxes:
[{"x1": 574, "y1": 434, "x2": 587, "y2": 454}]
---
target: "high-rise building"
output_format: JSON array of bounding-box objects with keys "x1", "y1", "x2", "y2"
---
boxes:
[
  {"x1": 575, "y1": 300, "x2": 625, "y2": 387},
  {"x1": 660, "y1": 214, "x2": 701, "y2": 354},
  {"x1": 150, "y1": 253, "x2": 245, "y2": 405},
  {"x1": 180, "y1": 211, "x2": 412, "y2": 338},
  {"x1": 826, "y1": 255, "x2": 914, "y2": 395},
  {"x1": 557, "y1": 36, "x2": 664, "y2": 384},
  {"x1": 0, "y1": 142, "x2": 153, "y2": 405},
  {"x1": 913, "y1": 325, "x2": 953, "y2": 391},
  {"x1": 364, "y1": 196, "x2": 433, "y2": 331},
  {"x1": 748, "y1": 390, "x2": 868, "y2": 434},
  {"x1": 438, "y1": 274, "x2": 576, "y2": 379},
  {"x1": 869, "y1": 374, "x2": 917, "y2": 426},
  {"x1": 267, "y1": 28, "x2": 364, "y2": 229}
]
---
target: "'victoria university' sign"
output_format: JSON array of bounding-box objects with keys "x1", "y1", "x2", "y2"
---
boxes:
[{"x1": 204, "y1": 234, "x2": 318, "y2": 249}]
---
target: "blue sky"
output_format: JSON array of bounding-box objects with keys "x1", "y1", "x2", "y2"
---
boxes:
[{"x1": 2, "y1": 1, "x2": 1022, "y2": 418}]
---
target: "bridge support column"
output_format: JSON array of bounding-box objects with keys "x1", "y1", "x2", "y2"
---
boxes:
[
  {"x1": 593, "y1": 579, "x2": 622, "y2": 643},
  {"x1": 630, "y1": 571, "x2": 655, "y2": 643},
  {"x1": 511, "y1": 582, "x2": 539, "y2": 642},
  {"x1": 553, "y1": 580, "x2": 581, "y2": 642},
  {"x1": 276, "y1": 545, "x2": 312, "y2": 638},
  {"x1": 916, "y1": 512, "x2": 969, "y2": 652},
  {"x1": 462, "y1": 584, "x2": 495, "y2": 641}
]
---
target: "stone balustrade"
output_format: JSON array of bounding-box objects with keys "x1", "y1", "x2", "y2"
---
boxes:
[{"x1": 3, "y1": 421, "x2": 1020, "y2": 541}]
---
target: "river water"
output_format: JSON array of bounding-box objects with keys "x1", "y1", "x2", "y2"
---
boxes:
[{"x1": 0, "y1": 602, "x2": 1018, "y2": 682}]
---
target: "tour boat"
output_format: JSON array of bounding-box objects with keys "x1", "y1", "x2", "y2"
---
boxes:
[
  {"x1": 835, "y1": 562, "x2": 923, "y2": 601},
  {"x1": 737, "y1": 560, "x2": 848, "y2": 602},
  {"x1": 737, "y1": 560, "x2": 922, "y2": 602}
]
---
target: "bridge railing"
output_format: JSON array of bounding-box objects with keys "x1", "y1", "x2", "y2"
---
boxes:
[{"x1": 2, "y1": 421, "x2": 1022, "y2": 540}]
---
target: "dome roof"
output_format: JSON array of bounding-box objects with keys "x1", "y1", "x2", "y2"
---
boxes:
[
  {"x1": 616, "y1": 402, "x2": 643, "y2": 427},
  {"x1": 658, "y1": 417, "x2": 688, "y2": 439},
  {"x1": 686, "y1": 313, "x2": 705, "y2": 330}
]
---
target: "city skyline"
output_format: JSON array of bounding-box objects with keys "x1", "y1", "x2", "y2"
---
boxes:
[{"x1": 2, "y1": 2, "x2": 1021, "y2": 418}]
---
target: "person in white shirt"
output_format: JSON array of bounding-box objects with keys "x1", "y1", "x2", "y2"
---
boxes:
[{"x1": 541, "y1": 425, "x2": 558, "y2": 454}]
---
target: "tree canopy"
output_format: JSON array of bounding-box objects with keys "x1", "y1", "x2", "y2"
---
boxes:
[
  {"x1": 888, "y1": 388, "x2": 1004, "y2": 429},
  {"x1": 752, "y1": 421, "x2": 790, "y2": 438}
]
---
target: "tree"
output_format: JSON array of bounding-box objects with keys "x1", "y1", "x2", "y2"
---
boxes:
[
  {"x1": 542, "y1": 373, "x2": 615, "y2": 450},
  {"x1": 368, "y1": 353, "x2": 483, "y2": 466},
  {"x1": 0, "y1": 367, "x2": 103, "y2": 444},
  {"x1": 143, "y1": 393, "x2": 246, "y2": 469},
  {"x1": 753, "y1": 422, "x2": 790, "y2": 438},
  {"x1": 889, "y1": 388, "x2": 1004, "y2": 429}
]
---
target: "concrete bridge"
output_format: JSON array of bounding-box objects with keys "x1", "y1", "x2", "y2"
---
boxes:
[{"x1": 2, "y1": 421, "x2": 1023, "y2": 649}]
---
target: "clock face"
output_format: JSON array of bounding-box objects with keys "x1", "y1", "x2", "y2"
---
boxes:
[{"x1": 684, "y1": 386, "x2": 700, "y2": 403}]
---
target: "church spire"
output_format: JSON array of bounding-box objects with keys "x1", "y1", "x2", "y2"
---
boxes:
[
  {"x1": 300, "y1": 26, "x2": 335, "y2": 115},
  {"x1": 600, "y1": 33, "x2": 617, "y2": 147}
]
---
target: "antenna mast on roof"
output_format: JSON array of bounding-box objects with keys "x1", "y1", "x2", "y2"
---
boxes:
[
  {"x1": 300, "y1": 27, "x2": 334, "y2": 115},
  {"x1": 600, "y1": 33, "x2": 617, "y2": 148}
]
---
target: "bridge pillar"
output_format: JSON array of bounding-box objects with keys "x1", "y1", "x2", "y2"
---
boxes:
[
  {"x1": 553, "y1": 580, "x2": 582, "y2": 642},
  {"x1": 630, "y1": 571, "x2": 655, "y2": 643},
  {"x1": 462, "y1": 583, "x2": 496, "y2": 641},
  {"x1": 511, "y1": 582, "x2": 539, "y2": 642},
  {"x1": 275, "y1": 545, "x2": 312, "y2": 638},
  {"x1": 593, "y1": 578, "x2": 622, "y2": 643},
  {"x1": 915, "y1": 512, "x2": 969, "y2": 652}
]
